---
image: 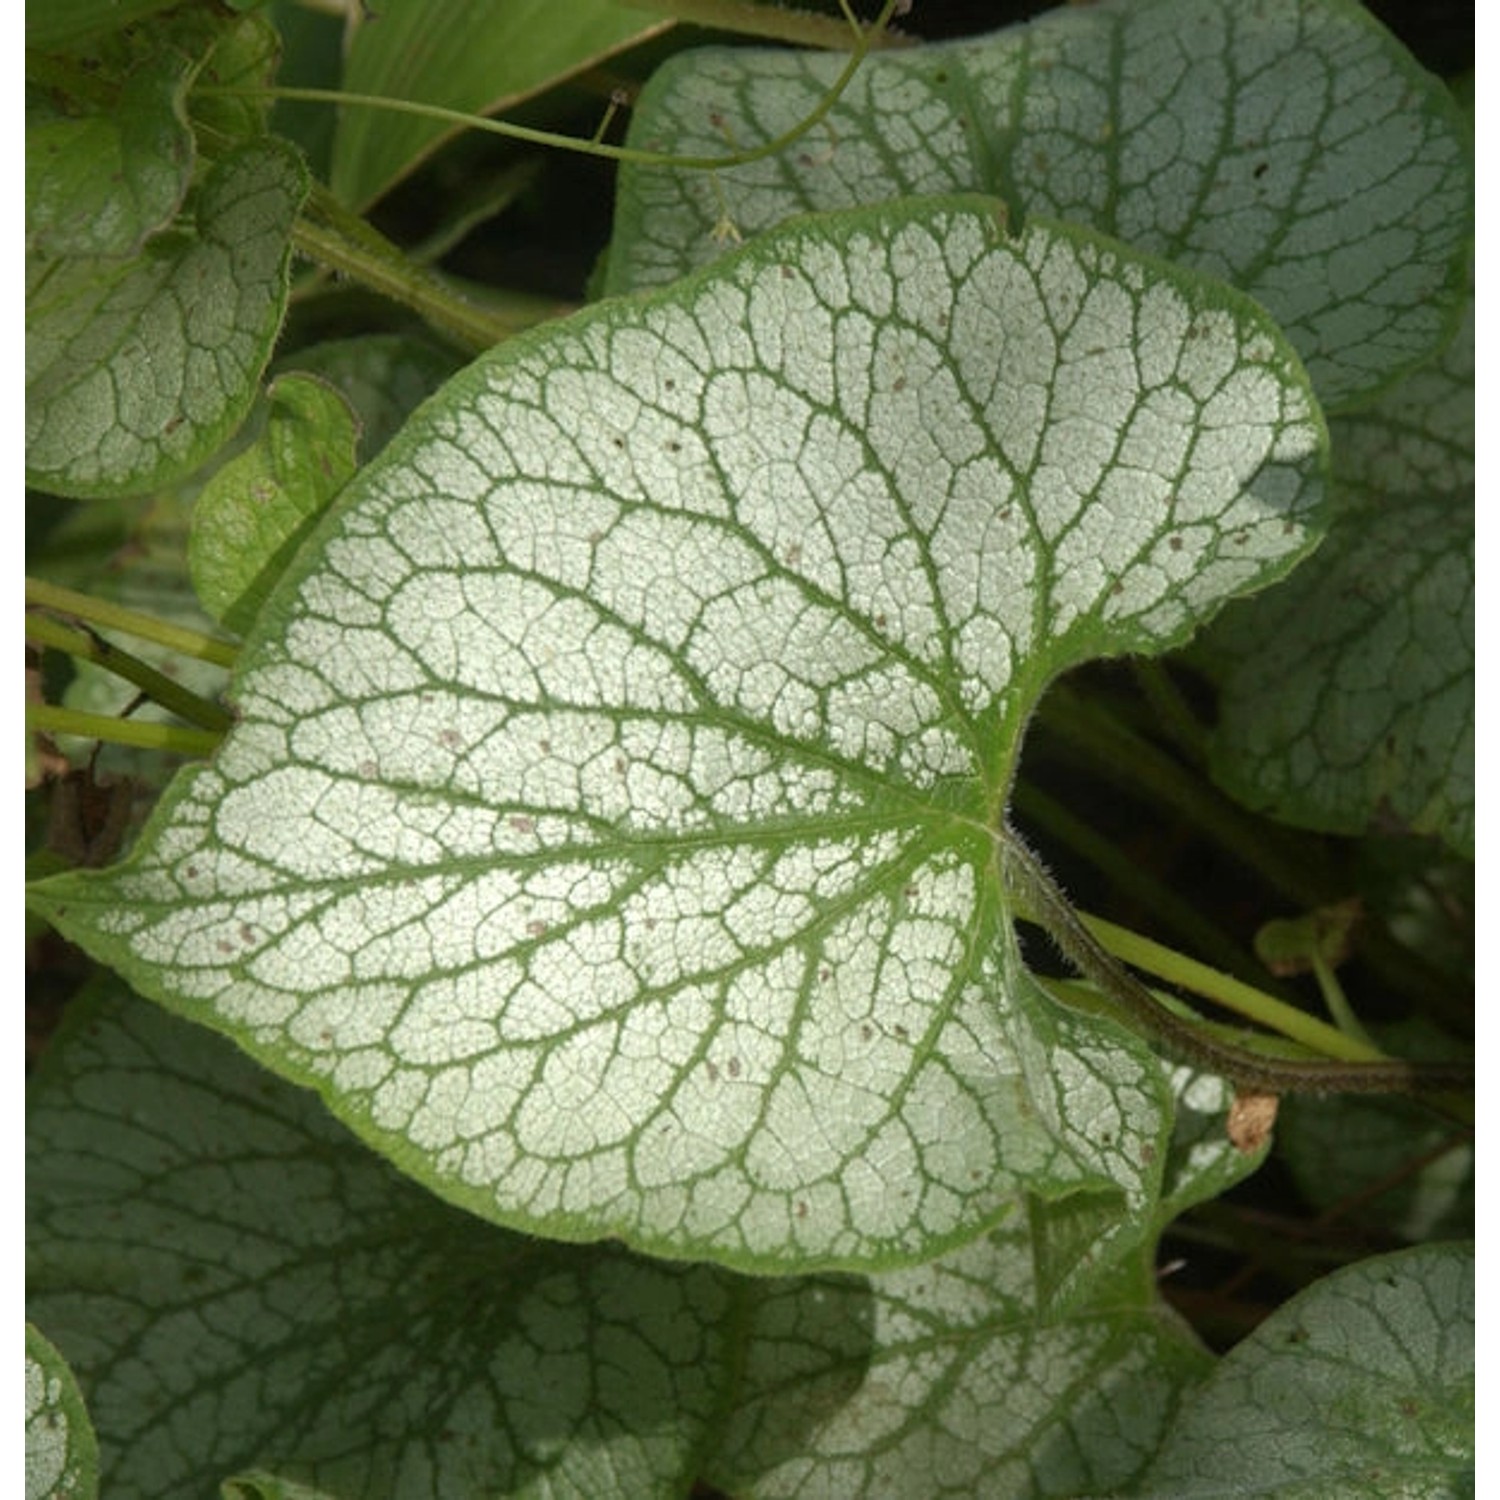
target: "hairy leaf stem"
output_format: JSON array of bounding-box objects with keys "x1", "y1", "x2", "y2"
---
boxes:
[
  {"x1": 1011, "y1": 780, "x2": 1267, "y2": 989},
  {"x1": 292, "y1": 184, "x2": 567, "y2": 351},
  {"x1": 1000, "y1": 827, "x2": 1473, "y2": 1097}
]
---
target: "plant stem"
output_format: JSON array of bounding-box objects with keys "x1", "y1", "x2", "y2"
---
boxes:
[
  {"x1": 27, "y1": 705, "x2": 223, "y2": 759},
  {"x1": 1000, "y1": 826, "x2": 1473, "y2": 1097},
  {"x1": 197, "y1": 0, "x2": 905, "y2": 175},
  {"x1": 1309, "y1": 949, "x2": 1379, "y2": 1049},
  {"x1": 1011, "y1": 780, "x2": 1265, "y2": 987},
  {"x1": 1077, "y1": 911, "x2": 1383, "y2": 1063},
  {"x1": 26, "y1": 615, "x2": 233, "y2": 734},
  {"x1": 1032, "y1": 681, "x2": 1463, "y2": 1009},
  {"x1": 293, "y1": 184, "x2": 565, "y2": 352},
  {"x1": 25, "y1": 578, "x2": 238, "y2": 669}
]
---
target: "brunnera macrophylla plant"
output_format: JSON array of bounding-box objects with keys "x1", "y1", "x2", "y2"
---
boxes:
[{"x1": 25, "y1": 2, "x2": 1473, "y2": 1497}]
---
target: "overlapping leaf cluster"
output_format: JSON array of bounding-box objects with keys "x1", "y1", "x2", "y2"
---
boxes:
[{"x1": 26, "y1": 1, "x2": 1472, "y2": 1495}]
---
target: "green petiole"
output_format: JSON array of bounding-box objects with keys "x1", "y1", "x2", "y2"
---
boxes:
[
  {"x1": 25, "y1": 578, "x2": 238, "y2": 669},
  {"x1": 27, "y1": 705, "x2": 224, "y2": 760},
  {"x1": 1074, "y1": 910, "x2": 1383, "y2": 1064},
  {"x1": 27, "y1": 614, "x2": 233, "y2": 735}
]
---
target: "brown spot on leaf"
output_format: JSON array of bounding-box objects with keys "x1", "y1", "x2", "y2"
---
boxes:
[{"x1": 1227, "y1": 1091, "x2": 1279, "y2": 1154}]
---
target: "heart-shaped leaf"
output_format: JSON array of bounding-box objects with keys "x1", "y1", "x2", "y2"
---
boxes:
[
  {"x1": 709, "y1": 1230, "x2": 1211, "y2": 1499},
  {"x1": 606, "y1": 0, "x2": 1471, "y2": 411},
  {"x1": 29, "y1": 197, "x2": 1327, "y2": 1271},
  {"x1": 277, "y1": 336, "x2": 464, "y2": 463}
]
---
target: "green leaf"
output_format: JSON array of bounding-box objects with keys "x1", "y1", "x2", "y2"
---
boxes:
[
  {"x1": 709, "y1": 1225, "x2": 1211, "y2": 1498},
  {"x1": 222, "y1": 1478, "x2": 339, "y2": 1500},
  {"x1": 1277, "y1": 1024, "x2": 1473, "y2": 1244},
  {"x1": 27, "y1": 0, "x2": 183, "y2": 53},
  {"x1": 188, "y1": 374, "x2": 360, "y2": 636},
  {"x1": 606, "y1": 0, "x2": 1471, "y2": 410},
  {"x1": 1206, "y1": 296, "x2": 1473, "y2": 855},
  {"x1": 330, "y1": 0, "x2": 675, "y2": 210},
  {"x1": 1024, "y1": 1065, "x2": 1266, "y2": 1316},
  {"x1": 26, "y1": 1323, "x2": 99, "y2": 1500},
  {"x1": 26, "y1": 985, "x2": 732, "y2": 1499},
  {"x1": 1133, "y1": 1242, "x2": 1474, "y2": 1497},
  {"x1": 30, "y1": 197, "x2": 1328, "y2": 1271},
  {"x1": 277, "y1": 335, "x2": 464, "y2": 463},
  {"x1": 29, "y1": 981, "x2": 1220, "y2": 1500},
  {"x1": 26, "y1": 51, "x2": 196, "y2": 260},
  {"x1": 27, "y1": 138, "x2": 309, "y2": 500},
  {"x1": 1154, "y1": 1067, "x2": 1270, "y2": 1226},
  {"x1": 188, "y1": 11, "x2": 284, "y2": 143}
]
